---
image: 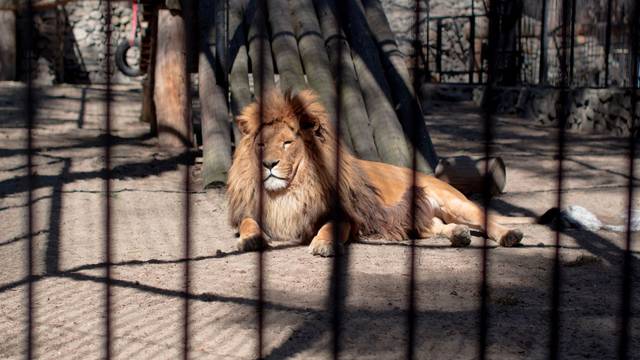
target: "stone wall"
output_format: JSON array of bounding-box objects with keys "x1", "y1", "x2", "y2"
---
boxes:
[{"x1": 17, "y1": 0, "x2": 135, "y2": 84}]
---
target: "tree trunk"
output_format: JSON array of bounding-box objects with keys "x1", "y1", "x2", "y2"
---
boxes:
[
  {"x1": 199, "y1": 0, "x2": 232, "y2": 187},
  {"x1": 154, "y1": 8, "x2": 192, "y2": 149},
  {"x1": 0, "y1": 10, "x2": 15, "y2": 80}
]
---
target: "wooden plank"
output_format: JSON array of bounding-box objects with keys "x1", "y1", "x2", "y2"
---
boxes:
[
  {"x1": 292, "y1": 0, "x2": 355, "y2": 150},
  {"x1": 154, "y1": 8, "x2": 192, "y2": 149},
  {"x1": 345, "y1": 0, "x2": 412, "y2": 168},
  {"x1": 245, "y1": 0, "x2": 274, "y2": 95},
  {"x1": 141, "y1": 7, "x2": 158, "y2": 134},
  {"x1": 362, "y1": 0, "x2": 438, "y2": 172},
  {"x1": 198, "y1": 0, "x2": 231, "y2": 187},
  {"x1": 314, "y1": 0, "x2": 379, "y2": 161},
  {"x1": 227, "y1": 0, "x2": 250, "y2": 143},
  {"x1": 266, "y1": 0, "x2": 306, "y2": 93},
  {"x1": 0, "y1": 10, "x2": 15, "y2": 80}
]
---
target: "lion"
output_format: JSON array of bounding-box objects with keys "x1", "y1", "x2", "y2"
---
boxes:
[{"x1": 227, "y1": 89, "x2": 524, "y2": 256}]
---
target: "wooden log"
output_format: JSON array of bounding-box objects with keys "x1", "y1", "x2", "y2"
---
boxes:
[
  {"x1": 198, "y1": 0, "x2": 231, "y2": 187},
  {"x1": 435, "y1": 156, "x2": 506, "y2": 196},
  {"x1": 154, "y1": 8, "x2": 192, "y2": 149},
  {"x1": 141, "y1": 8, "x2": 158, "y2": 135},
  {"x1": 313, "y1": 0, "x2": 378, "y2": 161},
  {"x1": 345, "y1": 0, "x2": 412, "y2": 168},
  {"x1": 291, "y1": 0, "x2": 354, "y2": 150},
  {"x1": 266, "y1": 0, "x2": 306, "y2": 93},
  {"x1": 228, "y1": 0, "x2": 250, "y2": 142},
  {"x1": 362, "y1": 0, "x2": 438, "y2": 172},
  {"x1": 245, "y1": 0, "x2": 275, "y2": 95},
  {"x1": 0, "y1": 10, "x2": 15, "y2": 80}
]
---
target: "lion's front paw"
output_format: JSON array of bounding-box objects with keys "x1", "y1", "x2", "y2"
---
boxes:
[
  {"x1": 499, "y1": 229, "x2": 523, "y2": 247},
  {"x1": 308, "y1": 237, "x2": 338, "y2": 257},
  {"x1": 237, "y1": 233, "x2": 266, "y2": 252},
  {"x1": 450, "y1": 225, "x2": 471, "y2": 247}
]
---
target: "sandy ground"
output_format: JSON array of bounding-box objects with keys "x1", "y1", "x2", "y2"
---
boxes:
[{"x1": 1, "y1": 82, "x2": 639, "y2": 359}]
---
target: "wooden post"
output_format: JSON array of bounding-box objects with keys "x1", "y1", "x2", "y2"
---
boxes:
[
  {"x1": 0, "y1": 10, "x2": 16, "y2": 80},
  {"x1": 198, "y1": 0, "x2": 232, "y2": 187},
  {"x1": 141, "y1": 8, "x2": 158, "y2": 135},
  {"x1": 154, "y1": 8, "x2": 192, "y2": 149}
]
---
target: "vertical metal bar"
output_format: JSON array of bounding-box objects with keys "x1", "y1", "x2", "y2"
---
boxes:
[
  {"x1": 617, "y1": 0, "x2": 638, "y2": 356},
  {"x1": 436, "y1": 18, "x2": 442, "y2": 76},
  {"x1": 539, "y1": 0, "x2": 549, "y2": 85},
  {"x1": 549, "y1": 0, "x2": 571, "y2": 357},
  {"x1": 104, "y1": 0, "x2": 113, "y2": 358},
  {"x1": 183, "y1": 1, "x2": 194, "y2": 359},
  {"x1": 470, "y1": 2, "x2": 476, "y2": 84},
  {"x1": 406, "y1": 0, "x2": 423, "y2": 356},
  {"x1": 331, "y1": 0, "x2": 347, "y2": 358},
  {"x1": 478, "y1": 1, "x2": 499, "y2": 357},
  {"x1": 25, "y1": 0, "x2": 35, "y2": 358},
  {"x1": 256, "y1": 1, "x2": 266, "y2": 358},
  {"x1": 425, "y1": 0, "x2": 430, "y2": 82},
  {"x1": 568, "y1": 0, "x2": 576, "y2": 86},
  {"x1": 603, "y1": 0, "x2": 613, "y2": 87}
]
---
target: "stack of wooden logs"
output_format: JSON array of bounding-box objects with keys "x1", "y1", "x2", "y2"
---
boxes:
[{"x1": 192, "y1": 0, "x2": 439, "y2": 187}]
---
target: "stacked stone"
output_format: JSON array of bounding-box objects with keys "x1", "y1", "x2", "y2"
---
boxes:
[{"x1": 20, "y1": 0, "x2": 134, "y2": 84}]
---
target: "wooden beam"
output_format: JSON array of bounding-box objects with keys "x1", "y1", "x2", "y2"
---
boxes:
[
  {"x1": 154, "y1": 8, "x2": 192, "y2": 149},
  {"x1": 345, "y1": 0, "x2": 412, "y2": 169},
  {"x1": 245, "y1": 0, "x2": 275, "y2": 95},
  {"x1": 267, "y1": 0, "x2": 306, "y2": 93},
  {"x1": 0, "y1": 10, "x2": 15, "y2": 80},
  {"x1": 228, "y1": 0, "x2": 250, "y2": 142},
  {"x1": 198, "y1": 0, "x2": 231, "y2": 187},
  {"x1": 314, "y1": 0, "x2": 379, "y2": 160},
  {"x1": 362, "y1": 0, "x2": 438, "y2": 172},
  {"x1": 292, "y1": 0, "x2": 355, "y2": 151}
]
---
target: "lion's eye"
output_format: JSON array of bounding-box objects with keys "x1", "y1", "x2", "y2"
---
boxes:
[{"x1": 283, "y1": 140, "x2": 293, "y2": 149}]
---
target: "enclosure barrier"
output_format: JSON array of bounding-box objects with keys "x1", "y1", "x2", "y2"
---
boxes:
[{"x1": 11, "y1": 0, "x2": 639, "y2": 358}]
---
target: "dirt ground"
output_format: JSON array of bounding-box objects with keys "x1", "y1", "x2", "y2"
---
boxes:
[{"x1": 1, "y1": 82, "x2": 639, "y2": 359}]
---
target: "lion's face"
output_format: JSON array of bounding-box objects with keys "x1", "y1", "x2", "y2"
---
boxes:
[{"x1": 255, "y1": 122, "x2": 304, "y2": 192}]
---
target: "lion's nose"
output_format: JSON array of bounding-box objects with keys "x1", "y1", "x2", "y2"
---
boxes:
[{"x1": 262, "y1": 159, "x2": 280, "y2": 170}]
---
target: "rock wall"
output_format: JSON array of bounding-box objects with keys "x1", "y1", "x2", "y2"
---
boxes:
[{"x1": 17, "y1": 0, "x2": 135, "y2": 84}]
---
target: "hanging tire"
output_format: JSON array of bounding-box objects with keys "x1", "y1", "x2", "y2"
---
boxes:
[{"x1": 115, "y1": 39, "x2": 142, "y2": 77}]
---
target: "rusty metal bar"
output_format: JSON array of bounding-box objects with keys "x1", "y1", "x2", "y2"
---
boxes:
[
  {"x1": 539, "y1": 0, "x2": 549, "y2": 85},
  {"x1": 617, "y1": 0, "x2": 639, "y2": 357},
  {"x1": 603, "y1": 0, "x2": 613, "y2": 86},
  {"x1": 25, "y1": 0, "x2": 35, "y2": 358},
  {"x1": 549, "y1": 0, "x2": 572, "y2": 357},
  {"x1": 103, "y1": 0, "x2": 114, "y2": 358}
]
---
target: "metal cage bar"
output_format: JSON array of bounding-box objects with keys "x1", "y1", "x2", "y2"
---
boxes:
[{"x1": 103, "y1": 0, "x2": 114, "y2": 358}]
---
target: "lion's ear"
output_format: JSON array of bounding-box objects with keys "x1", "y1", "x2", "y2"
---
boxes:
[
  {"x1": 288, "y1": 89, "x2": 327, "y2": 134},
  {"x1": 235, "y1": 103, "x2": 259, "y2": 136}
]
